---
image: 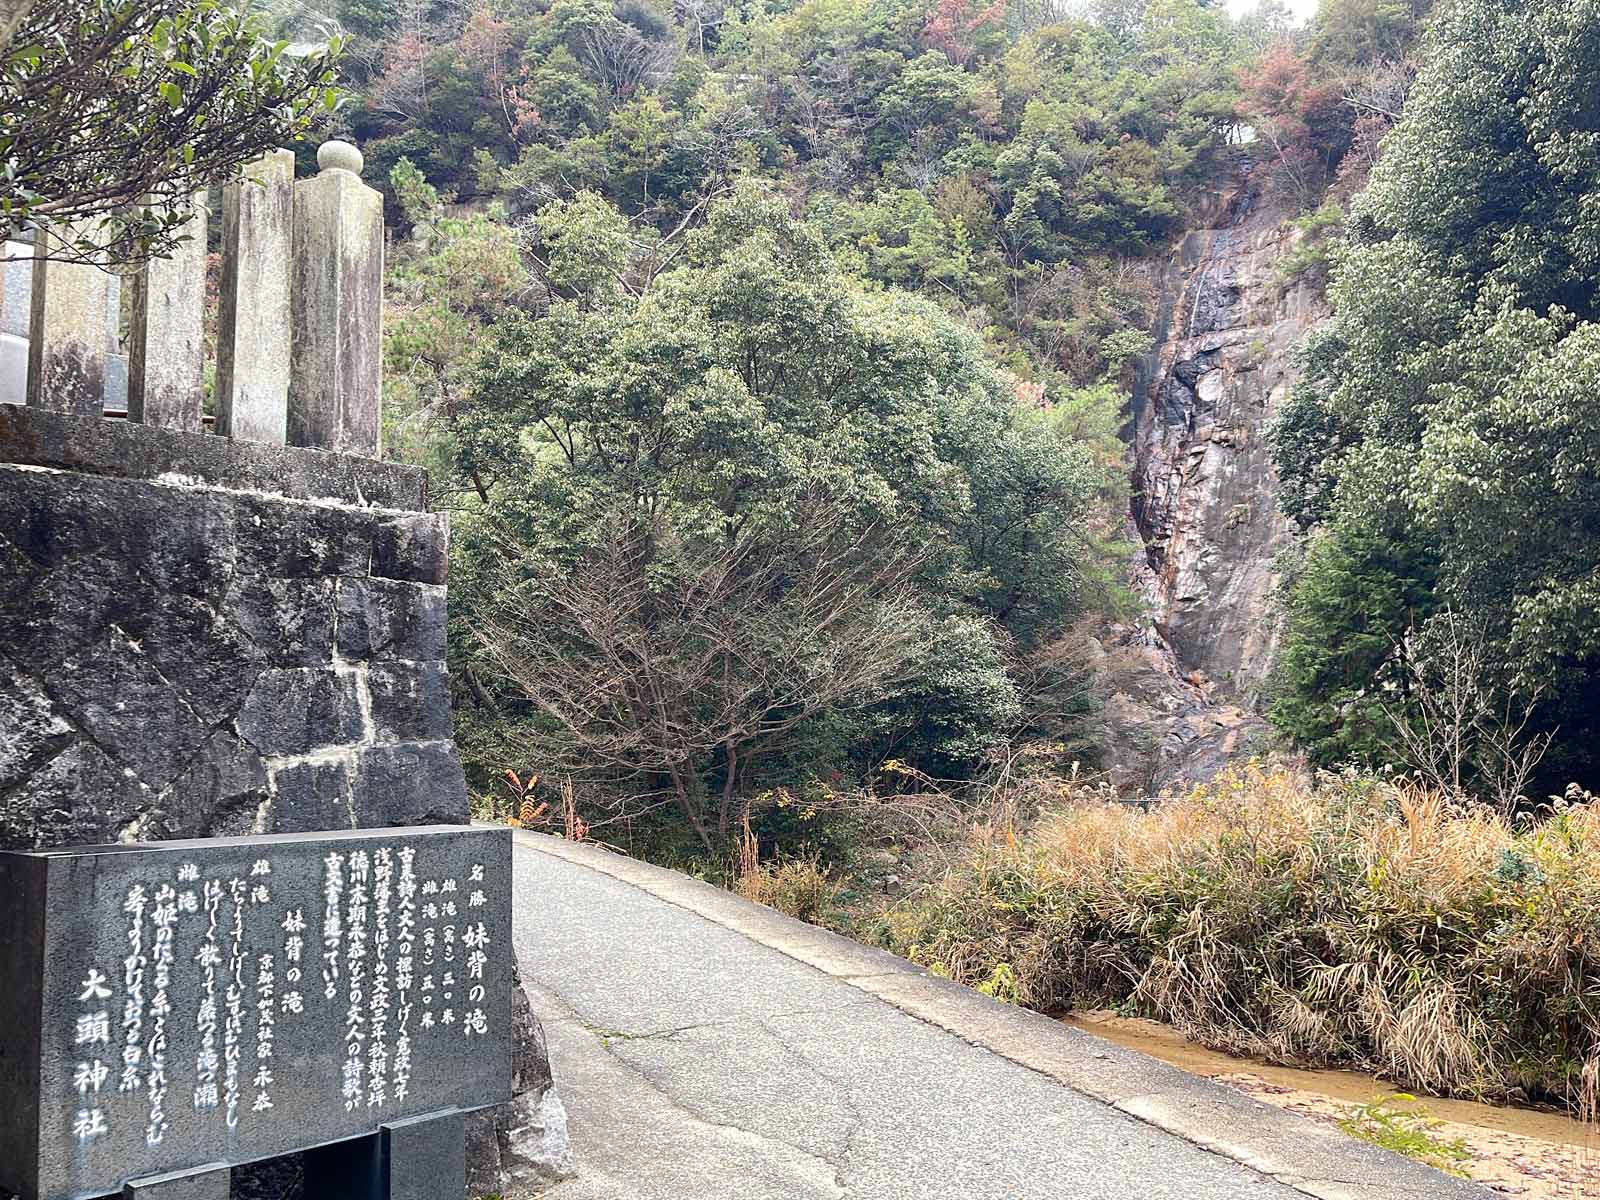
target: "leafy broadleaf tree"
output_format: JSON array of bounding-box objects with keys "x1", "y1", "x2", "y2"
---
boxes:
[
  {"x1": 1270, "y1": 0, "x2": 1600, "y2": 794},
  {"x1": 0, "y1": 0, "x2": 343, "y2": 264},
  {"x1": 453, "y1": 186, "x2": 1100, "y2": 845}
]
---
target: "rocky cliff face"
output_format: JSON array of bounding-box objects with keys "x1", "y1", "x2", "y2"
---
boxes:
[{"x1": 1095, "y1": 168, "x2": 1328, "y2": 792}]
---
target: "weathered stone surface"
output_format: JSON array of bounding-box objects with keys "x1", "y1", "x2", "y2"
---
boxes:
[
  {"x1": 155, "y1": 732, "x2": 271, "y2": 840},
  {"x1": 231, "y1": 494, "x2": 370, "y2": 581},
  {"x1": 335, "y1": 578, "x2": 447, "y2": 664},
  {"x1": 371, "y1": 514, "x2": 449, "y2": 585},
  {"x1": 0, "y1": 405, "x2": 428, "y2": 510},
  {"x1": 141, "y1": 596, "x2": 266, "y2": 725},
  {"x1": 0, "y1": 664, "x2": 70, "y2": 794},
  {"x1": 0, "y1": 530, "x2": 37, "y2": 607},
  {"x1": 500, "y1": 1090, "x2": 575, "y2": 1191},
  {"x1": 236, "y1": 668, "x2": 366, "y2": 758},
  {"x1": 475, "y1": 984, "x2": 575, "y2": 1193},
  {"x1": 268, "y1": 760, "x2": 352, "y2": 835},
  {"x1": 0, "y1": 742, "x2": 152, "y2": 850},
  {"x1": 26, "y1": 222, "x2": 112, "y2": 416},
  {"x1": 217, "y1": 151, "x2": 295, "y2": 444},
  {"x1": 228, "y1": 577, "x2": 337, "y2": 669},
  {"x1": 1102, "y1": 160, "x2": 1327, "y2": 792},
  {"x1": 129, "y1": 193, "x2": 207, "y2": 432},
  {"x1": 42, "y1": 628, "x2": 210, "y2": 792},
  {"x1": 366, "y1": 662, "x2": 452, "y2": 744},
  {"x1": 1130, "y1": 169, "x2": 1324, "y2": 701},
  {"x1": 289, "y1": 149, "x2": 384, "y2": 458},
  {"x1": 0, "y1": 429, "x2": 453, "y2": 837},
  {"x1": 352, "y1": 742, "x2": 470, "y2": 829}
]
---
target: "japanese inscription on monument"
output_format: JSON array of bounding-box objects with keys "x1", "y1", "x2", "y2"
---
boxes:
[{"x1": 0, "y1": 826, "x2": 513, "y2": 1200}]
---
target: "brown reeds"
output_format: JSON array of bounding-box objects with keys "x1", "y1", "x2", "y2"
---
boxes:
[{"x1": 886, "y1": 763, "x2": 1600, "y2": 1109}]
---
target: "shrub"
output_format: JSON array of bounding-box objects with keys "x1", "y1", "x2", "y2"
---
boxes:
[
  {"x1": 737, "y1": 851, "x2": 843, "y2": 925},
  {"x1": 883, "y1": 764, "x2": 1600, "y2": 1108}
]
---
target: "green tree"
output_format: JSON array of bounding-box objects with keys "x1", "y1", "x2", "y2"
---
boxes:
[
  {"x1": 1, "y1": 0, "x2": 342, "y2": 263},
  {"x1": 1271, "y1": 0, "x2": 1600, "y2": 793},
  {"x1": 454, "y1": 187, "x2": 1100, "y2": 843}
]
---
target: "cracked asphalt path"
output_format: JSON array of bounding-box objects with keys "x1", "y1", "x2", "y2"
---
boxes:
[{"x1": 512, "y1": 836, "x2": 1313, "y2": 1200}]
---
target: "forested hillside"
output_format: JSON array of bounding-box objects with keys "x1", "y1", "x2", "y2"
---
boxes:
[{"x1": 260, "y1": 0, "x2": 1600, "y2": 852}]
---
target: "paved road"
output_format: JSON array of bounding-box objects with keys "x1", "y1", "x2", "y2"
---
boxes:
[{"x1": 510, "y1": 833, "x2": 1492, "y2": 1200}]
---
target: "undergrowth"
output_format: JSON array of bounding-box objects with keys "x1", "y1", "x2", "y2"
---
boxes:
[
  {"x1": 1338, "y1": 1094, "x2": 1472, "y2": 1176},
  {"x1": 880, "y1": 763, "x2": 1600, "y2": 1112}
]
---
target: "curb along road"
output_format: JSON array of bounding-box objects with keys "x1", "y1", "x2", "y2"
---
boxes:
[{"x1": 511, "y1": 831, "x2": 1492, "y2": 1200}]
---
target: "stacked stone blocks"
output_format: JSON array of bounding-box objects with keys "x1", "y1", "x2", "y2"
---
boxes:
[
  {"x1": 12, "y1": 141, "x2": 382, "y2": 455},
  {"x1": 0, "y1": 406, "x2": 466, "y2": 853}
]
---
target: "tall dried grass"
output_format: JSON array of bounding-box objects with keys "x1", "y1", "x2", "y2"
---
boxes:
[{"x1": 886, "y1": 763, "x2": 1600, "y2": 1108}]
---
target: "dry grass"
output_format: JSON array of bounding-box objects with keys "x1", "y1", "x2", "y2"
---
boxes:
[
  {"x1": 885, "y1": 763, "x2": 1600, "y2": 1109},
  {"x1": 735, "y1": 812, "x2": 843, "y2": 925}
]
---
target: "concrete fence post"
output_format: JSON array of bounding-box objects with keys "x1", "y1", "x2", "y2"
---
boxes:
[
  {"x1": 25, "y1": 221, "x2": 112, "y2": 415},
  {"x1": 128, "y1": 191, "x2": 207, "y2": 431},
  {"x1": 290, "y1": 140, "x2": 383, "y2": 458},
  {"x1": 217, "y1": 149, "x2": 295, "y2": 444}
]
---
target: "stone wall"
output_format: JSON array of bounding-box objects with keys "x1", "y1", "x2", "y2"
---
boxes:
[
  {"x1": 0, "y1": 404, "x2": 564, "y2": 1197},
  {"x1": 0, "y1": 405, "x2": 464, "y2": 848}
]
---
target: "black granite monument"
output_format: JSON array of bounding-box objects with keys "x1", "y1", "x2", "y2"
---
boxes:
[{"x1": 0, "y1": 826, "x2": 513, "y2": 1200}]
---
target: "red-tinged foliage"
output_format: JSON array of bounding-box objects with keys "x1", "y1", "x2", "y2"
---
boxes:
[
  {"x1": 505, "y1": 67, "x2": 543, "y2": 143},
  {"x1": 368, "y1": 31, "x2": 430, "y2": 125},
  {"x1": 923, "y1": 0, "x2": 1005, "y2": 67},
  {"x1": 1237, "y1": 41, "x2": 1354, "y2": 204}
]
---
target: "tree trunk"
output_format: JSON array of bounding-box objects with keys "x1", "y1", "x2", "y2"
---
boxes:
[
  {"x1": 717, "y1": 740, "x2": 739, "y2": 844},
  {"x1": 669, "y1": 766, "x2": 714, "y2": 853}
]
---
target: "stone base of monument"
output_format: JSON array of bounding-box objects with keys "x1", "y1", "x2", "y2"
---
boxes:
[
  {"x1": 121, "y1": 1164, "x2": 229, "y2": 1199},
  {"x1": 301, "y1": 1110, "x2": 465, "y2": 1200}
]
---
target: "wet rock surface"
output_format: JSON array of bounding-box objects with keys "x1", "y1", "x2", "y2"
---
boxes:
[{"x1": 1106, "y1": 167, "x2": 1327, "y2": 793}]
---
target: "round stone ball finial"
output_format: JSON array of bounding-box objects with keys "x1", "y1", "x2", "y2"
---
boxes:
[{"x1": 318, "y1": 139, "x2": 365, "y2": 177}]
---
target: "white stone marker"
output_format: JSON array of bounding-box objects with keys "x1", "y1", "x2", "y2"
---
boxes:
[
  {"x1": 129, "y1": 192, "x2": 207, "y2": 431},
  {"x1": 218, "y1": 150, "x2": 296, "y2": 444},
  {"x1": 290, "y1": 140, "x2": 383, "y2": 458},
  {"x1": 26, "y1": 221, "x2": 112, "y2": 415}
]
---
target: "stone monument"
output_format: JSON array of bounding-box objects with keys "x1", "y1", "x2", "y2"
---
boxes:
[
  {"x1": 0, "y1": 142, "x2": 565, "y2": 1198},
  {"x1": 0, "y1": 827, "x2": 513, "y2": 1200}
]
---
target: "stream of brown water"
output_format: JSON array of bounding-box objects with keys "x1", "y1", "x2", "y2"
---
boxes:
[{"x1": 1062, "y1": 1011, "x2": 1600, "y2": 1197}]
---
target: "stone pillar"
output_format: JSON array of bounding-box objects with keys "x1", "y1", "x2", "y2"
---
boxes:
[
  {"x1": 0, "y1": 240, "x2": 31, "y2": 405},
  {"x1": 128, "y1": 192, "x2": 207, "y2": 431},
  {"x1": 217, "y1": 150, "x2": 295, "y2": 444},
  {"x1": 25, "y1": 221, "x2": 111, "y2": 415},
  {"x1": 290, "y1": 140, "x2": 383, "y2": 458}
]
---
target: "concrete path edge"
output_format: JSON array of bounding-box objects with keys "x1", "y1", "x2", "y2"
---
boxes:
[{"x1": 512, "y1": 830, "x2": 1493, "y2": 1200}]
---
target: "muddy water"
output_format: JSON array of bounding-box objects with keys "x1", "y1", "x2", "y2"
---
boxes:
[
  {"x1": 1063, "y1": 1011, "x2": 1600, "y2": 1198},
  {"x1": 1063, "y1": 1010, "x2": 1591, "y2": 1146}
]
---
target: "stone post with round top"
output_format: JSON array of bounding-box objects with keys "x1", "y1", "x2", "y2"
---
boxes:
[{"x1": 289, "y1": 139, "x2": 384, "y2": 459}]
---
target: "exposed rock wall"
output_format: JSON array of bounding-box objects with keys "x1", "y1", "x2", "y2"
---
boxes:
[{"x1": 1097, "y1": 169, "x2": 1328, "y2": 791}]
